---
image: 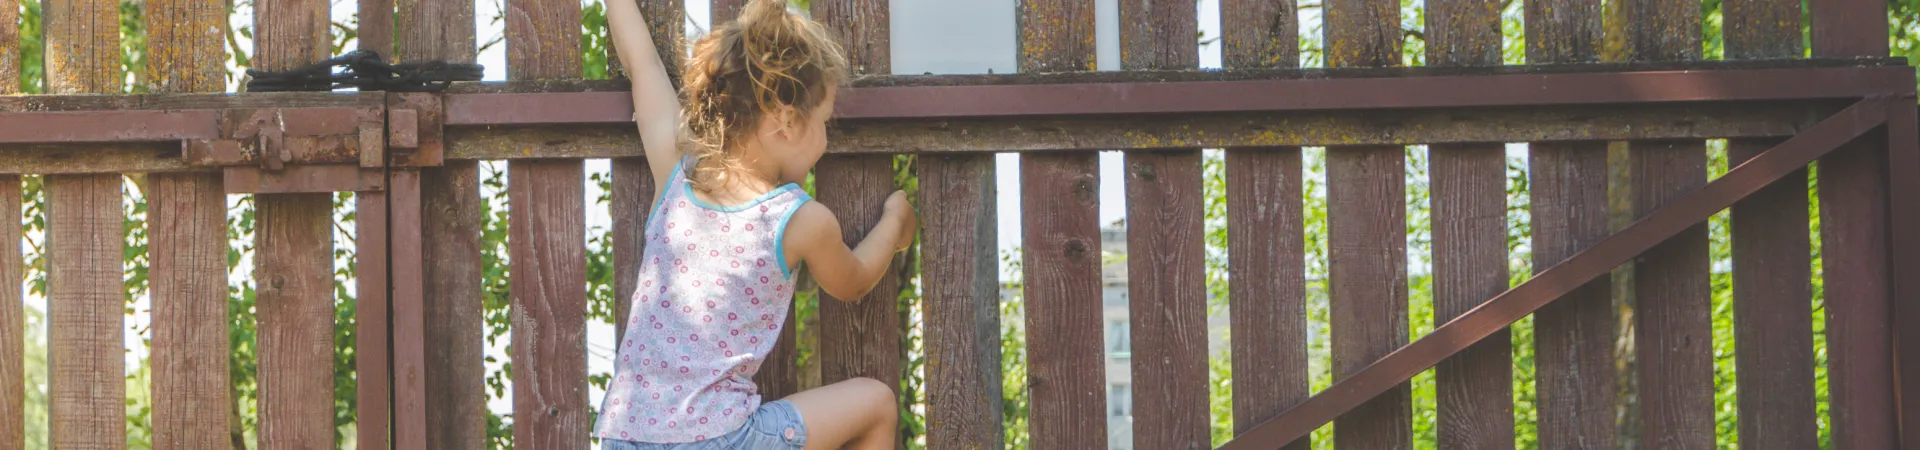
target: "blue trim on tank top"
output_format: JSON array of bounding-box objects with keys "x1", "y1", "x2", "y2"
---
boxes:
[{"x1": 773, "y1": 193, "x2": 812, "y2": 279}]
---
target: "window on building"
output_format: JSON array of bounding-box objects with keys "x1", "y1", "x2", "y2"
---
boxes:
[
  {"x1": 1111, "y1": 383, "x2": 1132, "y2": 417},
  {"x1": 1108, "y1": 319, "x2": 1129, "y2": 353}
]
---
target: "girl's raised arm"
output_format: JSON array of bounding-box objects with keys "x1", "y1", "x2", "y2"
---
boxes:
[{"x1": 606, "y1": 0, "x2": 682, "y2": 199}]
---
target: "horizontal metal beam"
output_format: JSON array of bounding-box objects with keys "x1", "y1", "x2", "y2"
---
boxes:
[
  {"x1": 441, "y1": 65, "x2": 1910, "y2": 125},
  {"x1": 442, "y1": 101, "x2": 1843, "y2": 158},
  {"x1": 1217, "y1": 96, "x2": 1893, "y2": 450}
]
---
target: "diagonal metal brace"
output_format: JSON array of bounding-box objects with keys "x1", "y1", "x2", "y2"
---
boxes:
[{"x1": 1218, "y1": 96, "x2": 1895, "y2": 450}]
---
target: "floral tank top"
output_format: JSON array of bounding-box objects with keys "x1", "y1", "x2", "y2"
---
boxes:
[{"x1": 595, "y1": 157, "x2": 811, "y2": 443}]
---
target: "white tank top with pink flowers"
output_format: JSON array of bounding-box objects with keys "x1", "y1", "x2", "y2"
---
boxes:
[{"x1": 595, "y1": 157, "x2": 810, "y2": 443}]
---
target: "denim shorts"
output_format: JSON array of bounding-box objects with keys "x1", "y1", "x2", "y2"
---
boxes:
[{"x1": 601, "y1": 400, "x2": 808, "y2": 450}]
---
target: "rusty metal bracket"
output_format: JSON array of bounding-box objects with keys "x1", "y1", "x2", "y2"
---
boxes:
[{"x1": 385, "y1": 93, "x2": 444, "y2": 167}]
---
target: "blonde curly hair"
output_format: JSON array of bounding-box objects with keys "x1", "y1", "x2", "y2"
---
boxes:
[{"x1": 679, "y1": 0, "x2": 848, "y2": 192}]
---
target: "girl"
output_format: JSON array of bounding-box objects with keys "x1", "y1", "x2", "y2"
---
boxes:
[{"x1": 597, "y1": 0, "x2": 913, "y2": 449}]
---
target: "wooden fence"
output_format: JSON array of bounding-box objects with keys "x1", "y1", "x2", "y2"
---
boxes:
[{"x1": 1, "y1": 0, "x2": 1916, "y2": 448}]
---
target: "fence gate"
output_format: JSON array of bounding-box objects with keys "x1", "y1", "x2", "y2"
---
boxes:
[{"x1": 2, "y1": 0, "x2": 1918, "y2": 448}]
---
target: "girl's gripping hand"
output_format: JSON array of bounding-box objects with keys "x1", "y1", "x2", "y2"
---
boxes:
[{"x1": 883, "y1": 190, "x2": 917, "y2": 253}]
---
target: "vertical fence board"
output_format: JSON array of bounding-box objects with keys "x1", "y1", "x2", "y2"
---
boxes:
[
  {"x1": 1630, "y1": 139, "x2": 1714, "y2": 449},
  {"x1": 506, "y1": 0, "x2": 588, "y2": 443},
  {"x1": 711, "y1": 0, "x2": 749, "y2": 25},
  {"x1": 45, "y1": 175, "x2": 125, "y2": 450},
  {"x1": 920, "y1": 155, "x2": 1003, "y2": 450},
  {"x1": 148, "y1": 174, "x2": 232, "y2": 450},
  {"x1": 420, "y1": 161, "x2": 486, "y2": 449},
  {"x1": 812, "y1": 0, "x2": 903, "y2": 401},
  {"x1": 395, "y1": 0, "x2": 483, "y2": 446},
  {"x1": 144, "y1": 0, "x2": 230, "y2": 446},
  {"x1": 1812, "y1": 0, "x2": 1898, "y2": 447},
  {"x1": 1724, "y1": 0, "x2": 1818, "y2": 447},
  {"x1": 612, "y1": 160, "x2": 652, "y2": 345},
  {"x1": 1325, "y1": 148, "x2": 1410, "y2": 450},
  {"x1": 360, "y1": 0, "x2": 393, "y2": 55},
  {"x1": 356, "y1": 181, "x2": 394, "y2": 450},
  {"x1": 1119, "y1": 2, "x2": 1207, "y2": 449},
  {"x1": 1018, "y1": 153, "x2": 1106, "y2": 448},
  {"x1": 1527, "y1": 143, "x2": 1616, "y2": 450},
  {"x1": 1123, "y1": 150, "x2": 1208, "y2": 450},
  {"x1": 1817, "y1": 135, "x2": 1896, "y2": 450},
  {"x1": 255, "y1": 194, "x2": 337, "y2": 449},
  {"x1": 1324, "y1": 0, "x2": 1408, "y2": 445},
  {"x1": 0, "y1": 176, "x2": 17, "y2": 449},
  {"x1": 1523, "y1": 0, "x2": 1614, "y2": 447},
  {"x1": 1221, "y1": 1, "x2": 1305, "y2": 445},
  {"x1": 45, "y1": 0, "x2": 126, "y2": 447},
  {"x1": 1616, "y1": 0, "x2": 1714, "y2": 446},
  {"x1": 1425, "y1": 0, "x2": 1512, "y2": 448},
  {"x1": 0, "y1": 0, "x2": 15, "y2": 96},
  {"x1": 1018, "y1": 0, "x2": 1105, "y2": 447},
  {"x1": 506, "y1": 161, "x2": 589, "y2": 448},
  {"x1": 253, "y1": 0, "x2": 336, "y2": 445}
]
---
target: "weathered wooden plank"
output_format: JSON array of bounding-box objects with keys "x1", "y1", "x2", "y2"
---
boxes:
[
  {"x1": 420, "y1": 160, "x2": 486, "y2": 450},
  {"x1": 355, "y1": 183, "x2": 393, "y2": 450},
  {"x1": 1818, "y1": 136, "x2": 1897, "y2": 450},
  {"x1": 1425, "y1": 0, "x2": 1512, "y2": 447},
  {"x1": 359, "y1": 0, "x2": 393, "y2": 56},
  {"x1": 0, "y1": 0, "x2": 16, "y2": 96},
  {"x1": 1724, "y1": 0, "x2": 1818, "y2": 447},
  {"x1": 811, "y1": 153, "x2": 903, "y2": 390},
  {"x1": 711, "y1": 0, "x2": 750, "y2": 24},
  {"x1": 45, "y1": 0, "x2": 128, "y2": 446},
  {"x1": 1118, "y1": 2, "x2": 1207, "y2": 449},
  {"x1": 1725, "y1": 139, "x2": 1818, "y2": 449},
  {"x1": 1524, "y1": 0, "x2": 1614, "y2": 446},
  {"x1": 1429, "y1": 143, "x2": 1513, "y2": 450},
  {"x1": 812, "y1": 0, "x2": 904, "y2": 401},
  {"x1": 1221, "y1": 0, "x2": 1305, "y2": 446},
  {"x1": 1526, "y1": 141, "x2": 1616, "y2": 450},
  {"x1": 1018, "y1": 0, "x2": 1106, "y2": 447},
  {"x1": 148, "y1": 173, "x2": 232, "y2": 450},
  {"x1": 919, "y1": 155, "x2": 1003, "y2": 450},
  {"x1": 611, "y1": 158, "x2": 651, "y2": 345},
  {"x1": 0, "y1": 176, "x2": 18, "y2": 450},
  {"x1": 254, "y1": 193, "x2": 337, "y2": 449},
  {"x1": 393, "y1": 0, "x2": 483, "y2": 445},
  {"x1": 1324, "y1": 0, "x2": 1408, "y2": 444},
  {"x1": 507, "y1": 160, "x2": 589, "y2": 448},
  {"x1": 441, "y1": 102, "x2": 1841, "y2": 159},
  {"x1": 46, "y1": 175, "x2": 126, "y2": 450},
  {"x1": 144, "y1": 0, "x2": 231, "y2": 446},
  {"x1": 1812, "y1": 0, "x2": 1898, "y2": 447},
  {"x1": 1123, "y1": 149, "x2": 1209, "y2": 450},
  {"x1": 1325, "y1": 147, "x2": 1410, "y2": 450},
  {"x1": 1630, "y1": 140, "x2": 1714, "y2": 449},
  {"x1": 1224, "y1": 148, "x2": 1306, "y2": 446},
  {"x1": 396, "y1": 0, "x2": 476, "y2": 63},
  {"x1": 1019, "y1": 152, "x2": 1107, "y2": 448},
  {"x1": 505, "y1": 0, "x2": 588, "y2": 443},
  {"x1": 252, "y1": 0, "x2": 338, "y2": 446},
  {"x1": 1615, "y1": 0, "x2": 1713, "y2": 446}
]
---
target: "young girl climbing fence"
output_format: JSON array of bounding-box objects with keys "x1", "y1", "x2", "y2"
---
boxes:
[{"x1": 597, "y1": 0, "x2": 914, "y2": 448}]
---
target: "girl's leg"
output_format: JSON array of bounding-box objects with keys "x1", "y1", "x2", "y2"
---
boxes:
[{"x1": 783, "y1": 377, "x2": 898, "y2": 450}]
